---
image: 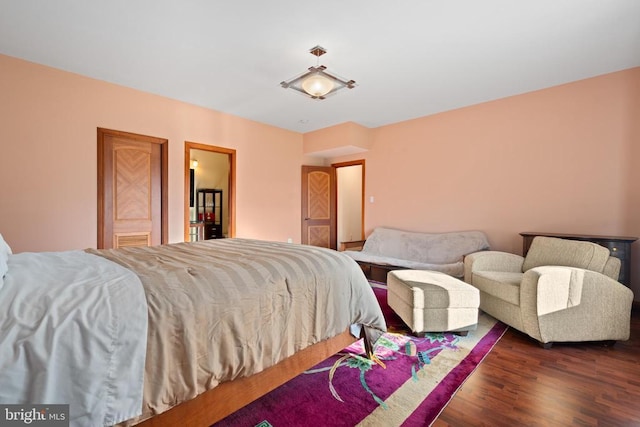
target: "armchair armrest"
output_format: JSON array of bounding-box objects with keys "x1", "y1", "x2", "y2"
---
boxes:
[
  {"x1": 603, "y1": 256, "x2": 621, "y2": 280},
  {"x1": 519, "y1": 266, "x2": 634, "y2": 343},
  {"x1": 463, "y1": 251, "x2": 524, "y2": 283},
  {"x1": 521, "y1": 266, "x2": 585, "y2": 316}
]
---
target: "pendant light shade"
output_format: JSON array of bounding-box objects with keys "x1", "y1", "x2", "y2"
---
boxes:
[
  {"x1": 281, "y1": 46, "x2": 356, "y2": 100},
  {"x1": 301, "y1": 73, "x2": 334, "y2": 97}
]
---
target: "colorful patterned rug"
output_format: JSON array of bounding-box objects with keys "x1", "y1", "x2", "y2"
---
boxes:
[{"x1": 214, "y1": 283, "x2": 507, "y2": 426}]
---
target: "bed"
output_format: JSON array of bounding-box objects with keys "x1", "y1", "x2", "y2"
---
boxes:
[{"x1": 0, "y1": 236, "x2": 386, "y2": 426}]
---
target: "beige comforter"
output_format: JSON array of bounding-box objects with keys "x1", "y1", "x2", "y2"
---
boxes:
[{"x1": 88, "y1": 238, "x2": 386, "y2": 424}]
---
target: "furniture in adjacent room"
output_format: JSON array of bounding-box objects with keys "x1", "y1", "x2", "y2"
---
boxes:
[
  {"x1": 464, "y1": 236, "x2": 634, "y2": 348},
  {"x1": 196, "y1": 188, "x2": 223, "y2": 239},
  {"x1": 343, "y1": 227, "x2": 490, "y2": 283},
  {"x1": 188, "y1": 221, "x2": 205, "y2": 242},
  {"x1": 387, "y1": 270, "x2": 479, "y2": 336}
]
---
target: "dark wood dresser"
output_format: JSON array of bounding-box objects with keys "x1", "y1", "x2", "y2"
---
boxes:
[{"x1": 520, "y1": 232, "x2": 638, "y2": 286}]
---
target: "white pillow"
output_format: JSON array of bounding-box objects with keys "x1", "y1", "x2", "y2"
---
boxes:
[{"x1": 0, "y1": 233, "x2": 12, "y2": 282}]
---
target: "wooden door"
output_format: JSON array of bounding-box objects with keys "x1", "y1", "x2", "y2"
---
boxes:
[
  {"x1": 301, "y1": 166, "x2": 336, "y2": 249},
  {"x1": 98, "y1": 128, "x2": 168, "y2": 249}
]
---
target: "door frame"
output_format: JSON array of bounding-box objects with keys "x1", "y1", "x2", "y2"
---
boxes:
[
  {"x1": 332, "y1": 159, "x2": 366, "y2": 242},
  {"x1": 184, "y1": 141, "x2": 236, "y2": 241},
  {"x1": 97, "y1": 127, "x2": 168, "y2": 248}
]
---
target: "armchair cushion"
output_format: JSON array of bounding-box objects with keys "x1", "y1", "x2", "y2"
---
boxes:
[
  {"x1": 522, "y1": 236, "x2": 610, "y2": 273},
  {"x1": 463, "y1": 251, "x2": 524, "y2": 284},
  {"x1": 471, "y1": 271, "x2": 522, "y2": 306}
]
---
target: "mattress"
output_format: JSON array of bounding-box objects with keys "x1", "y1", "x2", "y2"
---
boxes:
[{"x1": 89, "y1": 238, "x2": 387, "y2": 425}]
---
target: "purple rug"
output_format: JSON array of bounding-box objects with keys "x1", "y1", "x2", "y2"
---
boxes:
[{"x1": 214, "y1": 283, "x2": 507, "y2": 426}]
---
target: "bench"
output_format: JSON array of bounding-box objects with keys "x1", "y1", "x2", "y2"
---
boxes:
[{"x1": 343, "y1": 227, "x2": 490, "y2": 283}]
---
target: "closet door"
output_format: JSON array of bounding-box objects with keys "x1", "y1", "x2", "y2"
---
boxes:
[{"x1": 98, "y1": 128, "x2": 168, "y2": 249}]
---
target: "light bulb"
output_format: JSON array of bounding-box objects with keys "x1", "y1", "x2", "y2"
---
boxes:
[{"x1": 302, "y1": 73, "x2": 334, "y2": 97}]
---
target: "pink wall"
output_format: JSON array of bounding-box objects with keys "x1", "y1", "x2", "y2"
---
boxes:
[
  {"x1": 331, "y1": 67, "x2": 640, "y2": 298},
  {"x1": 2, "y1": 52, "x2": 639, "y2": 299},
  {"x1": 304, "y1": 122, "x2": 372, "y2": 154},
  {"x1": 0, "y1": 54, "x2": 304, "y2": 252},
  {"x1": 625, "y1": 68, "x2": 640, "y2": 299}
]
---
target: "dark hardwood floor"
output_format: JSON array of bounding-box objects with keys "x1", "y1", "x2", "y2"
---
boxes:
[{"x1": 434, "y1": 306, "x2": 640, "y2": 427}]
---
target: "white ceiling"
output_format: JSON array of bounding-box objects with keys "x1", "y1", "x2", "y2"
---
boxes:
[{"x1": 1, "y1": 1, "x2": 639, "y2": 133}]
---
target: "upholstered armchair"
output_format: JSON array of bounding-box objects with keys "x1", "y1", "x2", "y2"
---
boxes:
[{"x1": 464, "y1": 236, "x2": 634, "y2": 348}]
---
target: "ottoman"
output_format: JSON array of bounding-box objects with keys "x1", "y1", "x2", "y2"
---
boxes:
[{"x1": 387, "y1": 270, "x2": 480, "y2": 335}]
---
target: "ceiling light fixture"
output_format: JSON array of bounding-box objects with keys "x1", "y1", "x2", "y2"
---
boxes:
[{"x1": 281, "y1": 46, "x2": 356, "y2": 100}]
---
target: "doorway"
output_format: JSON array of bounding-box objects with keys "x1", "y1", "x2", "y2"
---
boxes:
[
  {"x1": 184, "y1": 142, "x2": 236, "y2": 242},
  {"x1": 301, "y1": 160, "x2": 365, "y2": 250},
  {"x1": 334, "y1": 160, "x2": 365, "y2": 248}
]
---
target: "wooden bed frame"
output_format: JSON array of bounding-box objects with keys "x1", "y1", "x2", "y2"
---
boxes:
[{"x1": 136, "y1": 329, "x2": 357, "y2": 426}]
